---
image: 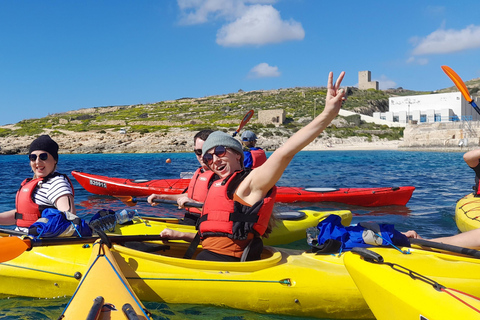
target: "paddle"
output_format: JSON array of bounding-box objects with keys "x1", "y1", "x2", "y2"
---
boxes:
[
  {"x1": 441, "y1": 65, "x2": 480, "y2": 115},
  {"x1": 410, "y1": 238, "x2": 480, "y2": 259},
  {"x1": 116, "y1": 195, "x2": 203, "y2": 208},
  {"x1": 232, "y1": 109, "x2": 254, "y2": 137},
  {"x1": 0, "y1": 234, "x2": 167, "y2": 263}
]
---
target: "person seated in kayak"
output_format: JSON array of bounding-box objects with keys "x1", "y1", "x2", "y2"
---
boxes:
[
  {"x1": 0, "y1": 135, "x2": 76, "y2": 232},
  {"x1": 403, "y1": 228, "x2": 480, "y2": 249},
  {"x1": 147, "y1": 130, "x2": 218, "y2": 225},
  {"x1": 463, "y1": 149, "x2": 480, "y2": 196},
  {"x1": 160, "y1": 71, "x2": 346, "y2": 262},
  {"x1": 241, "y1": 130, "x2": 267, "y2": 169}
]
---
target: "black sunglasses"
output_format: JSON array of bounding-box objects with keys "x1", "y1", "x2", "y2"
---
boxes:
[
  {"x1": 202, "y1": 146, "x2": 228, "y2": 165},
  {"x1": 29, "y1": 153, "x2": 49, "y2": 161},
  {"x1": 193, "y1": 149, "x2": 202, "y2": 156}
]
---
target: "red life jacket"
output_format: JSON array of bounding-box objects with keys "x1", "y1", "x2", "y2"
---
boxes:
[
  {"x1": 250, "y1": 148, "x2": 267, "y2": 168},
  {"x1": 15, "y1": 173, "x2": 74, "y2": 228},
  {"x1": 186, "y1": 168, "x2": 216, "y2": 215},
  {"x1": 199, "y1": 170, "x2": 276, "y2": 240}
]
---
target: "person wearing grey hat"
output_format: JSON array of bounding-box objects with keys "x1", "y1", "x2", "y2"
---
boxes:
[
  {"x1": 241, "y1": 130, "x2": 267, "y2": 169},
  {"x1": 160, "y1": 71, "x2": 346, "y2": 262},
  {"x1": 0, "y1": 135, "x2": 76, "y2": 230},
  {"x1": 147, "y1": 130, "x2": 217, "y2": 226}
]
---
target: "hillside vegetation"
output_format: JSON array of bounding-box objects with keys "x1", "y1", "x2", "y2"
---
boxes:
[{"x1": 1, "y1": 78, "x2": 479, "y2": 142}]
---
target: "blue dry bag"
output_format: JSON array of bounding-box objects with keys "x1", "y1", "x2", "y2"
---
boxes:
[
  {"x1": 28, "y1": 208, "x2": 92, "y2": 238},
  {"x1": 308, "y1": 214, "x2": 410, "y2": 253}
]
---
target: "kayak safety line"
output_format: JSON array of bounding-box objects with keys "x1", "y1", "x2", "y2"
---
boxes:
[
  {"x1": 59, "y1": 243, "x2": 152, "y2": 319},
  {"x1": 0, "y1": 262, "x2": 79, "y2": 278},
  {"x1": 352, "y1": 248, "x2": 480, "y2": 315},
  {"x1": 442, "y1": 287, "x2": 480, "y2": 313},
  {"x1": 374, "y1": 232, "x2": 411, "y2": 255},
  {"x1": 127, "y1": 276, "x2": 292, "y2": 286}
]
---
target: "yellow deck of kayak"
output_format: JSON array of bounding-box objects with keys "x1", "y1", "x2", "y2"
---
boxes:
[
  {"x1": 455, "y1": 193, "x2": 480, "y2": 232},
  {"x1": 60, "y1": 241, "x2": 151, "y2": 320},
  {"x1": 0, "y1": 240, "x2": 371, "y2": 319},
  {"x1": 114, "y1": 209, "x2": 352, "y2": 246},
  {"x1": 345, "y1": 247, "x2": 480, "y2": 320}
]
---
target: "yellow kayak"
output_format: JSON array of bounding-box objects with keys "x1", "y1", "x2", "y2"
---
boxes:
[
  {"x1": 0, "y1": 239, "x2": 372, "y2": 319},
  {"x1": 59, "y1": 241, "x2": 151, "y2": 320},
  {"x1": 110, "y1": 209, "x2": 352, "y2": 246},
  {"x1": 344, "y1": 247, "x2": 480, "y2": 320},
  {"x1": 455, "y1": 193, "x2": 480, "y2": 232}
]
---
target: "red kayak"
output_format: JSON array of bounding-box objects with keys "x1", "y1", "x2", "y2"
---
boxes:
[{"x1": 71, "y1": 171, "x2": 414, "y2": 207}]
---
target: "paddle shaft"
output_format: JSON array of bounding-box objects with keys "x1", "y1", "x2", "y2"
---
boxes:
[
  {"x1": 26, "y1": 234, "x2": 166, "y2": 248},
  {"x1": 232, "y1": 109, "x2": 254, "y2": 137},
  {"x1": 410, "y1": 238, "x2": 480, "y2": 259},
  {"x1": 133, "y1": 197, "x2": 203, "y2": 208}
]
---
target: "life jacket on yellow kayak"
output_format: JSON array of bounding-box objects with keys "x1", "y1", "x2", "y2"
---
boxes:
[
  {"x1": 186, "y1": 168, "x2": 216, "y2": 216},
  {"x1": 15, "y1": 173, "x2": 74, "y2": 228},
  {"x1": 199, "y1": 169, "x2": 276, "y2": 240}
]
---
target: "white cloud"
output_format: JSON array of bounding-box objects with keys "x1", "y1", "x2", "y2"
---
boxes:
[
  {"x1": 248, "y1": 62, "x2": 280, "y2": 78},
  {"x1": 216, "y1": 5, "x2": 304, "y2": 46},
  {"x1": 411, "y1": 24, "x2": 480, "y2": 55},
  {"x1": 374, "y1": 75, "x2": 397, "y2": 90},
  {"x1": 177, "y1": 0, "x2": 305, "y2": 47},
  {"x1": 406, "y1": 56, "x2": 429, "y2": 65},
  {"x1": 177, "y1": 0, "x2": 275, "y2": 25}
]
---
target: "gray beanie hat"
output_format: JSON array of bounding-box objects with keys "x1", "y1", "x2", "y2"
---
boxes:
[{"x1": 202, "y1": 131, "x2": 243, "y2": 157}]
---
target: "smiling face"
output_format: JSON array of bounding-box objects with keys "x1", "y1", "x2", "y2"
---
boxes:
[
  {"x1": 29, "y1": 150, "x2": 56, "y2": 178},
  {"x1": 204, "y1": 147, "x2": 242, "y2": 178},
  {"x1": 194, "y1": 138, "x2": 208, "y2": 170}
]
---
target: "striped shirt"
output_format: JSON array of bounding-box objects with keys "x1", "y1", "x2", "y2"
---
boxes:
[{"x1": 33, "y1": 173, "x2": 73, "y2": 207}]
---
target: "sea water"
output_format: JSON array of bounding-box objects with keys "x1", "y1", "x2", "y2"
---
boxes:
[{"x1": 0, "y1": 150, "x2": 472, "y2": 319}]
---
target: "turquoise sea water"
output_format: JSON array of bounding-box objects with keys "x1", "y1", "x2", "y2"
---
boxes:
[{"x1": 0, "y1": 150, "x2": 473, "y2": 319}]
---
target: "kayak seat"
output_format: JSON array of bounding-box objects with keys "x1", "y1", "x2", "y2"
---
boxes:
[
  {"x1": 240, "y1": 237, "x2": 263, "y2": 262},
  {"x1": 123, "y1": 241, "x2": 170, "y2": 253}
]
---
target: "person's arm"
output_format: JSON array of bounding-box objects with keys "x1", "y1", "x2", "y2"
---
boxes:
[
  {"x1": 148, "y1": 193, "x2": 183, "y2": 204},
  {"x1": 160, "y1": 228, "x2": 197, "y2": 242},
  {"x1": 463, "y1": 149, "x2": 480, "y2": 168},
  {"x1": 55, "y1": 194, "x2": 76, "y2": 215},
  {"x1": 0, "y1": 209, "x2": 17, "y2": 225},
  {"x1": 237, "y1": 72, "x2": 345, "y2": 205},
  {"x1": 430, "y1": 228, "x2": 480, "y2": 248}
]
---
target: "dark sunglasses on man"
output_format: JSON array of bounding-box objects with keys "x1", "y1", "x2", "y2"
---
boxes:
[
  {"x1": 202, "y1": 146, "x2": 228, "y2": 165},
  {"x1": 193, "y1": 149, "x2": 202, "y2": 156},
  {"x1": 29, "y1": 153, "x2": 49, "y2": 161}
]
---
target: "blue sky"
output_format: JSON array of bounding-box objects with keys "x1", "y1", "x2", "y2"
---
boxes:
[{"x1": 1, "y1": 0, "x2": 480, "y2": 126}]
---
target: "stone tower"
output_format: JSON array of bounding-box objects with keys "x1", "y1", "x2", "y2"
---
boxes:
[{"x1": 358, "y1": 71, "x2": 379, "y2": 90}]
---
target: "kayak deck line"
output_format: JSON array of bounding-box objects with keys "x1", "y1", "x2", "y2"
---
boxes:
[
  {"x1": 126, "y1": 276, "x2": 292, "y2": 285},
  {"x1": 0, "y1": 262, "x2": 81, "y2": 279}
]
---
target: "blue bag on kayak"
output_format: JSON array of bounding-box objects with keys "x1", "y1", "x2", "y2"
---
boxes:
[
  {"x1": 308, "y1": 214, "x2": 410, "y2": 253},
  {"x1": 28, "y1": 208, "x2": 92, "y2": 238}
]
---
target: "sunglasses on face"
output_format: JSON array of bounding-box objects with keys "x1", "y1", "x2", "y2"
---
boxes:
[
  {"x1": 29, "y1": 153, "x2": 49, "y2": 161},
  {"x1": 202, "y1": 146, "x2": 228, "y2": 165},
  {"x1": 193, "y1": 149, "x2": 202, "y2": 156}
]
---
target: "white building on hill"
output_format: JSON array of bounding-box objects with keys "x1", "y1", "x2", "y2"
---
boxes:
[{"x1": 374, "y1": 92, "x2": 480, "y2": 124}]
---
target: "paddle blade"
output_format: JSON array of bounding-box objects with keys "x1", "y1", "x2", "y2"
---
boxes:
[
  {"x1": 0, "y1": 237, "x2": 31, "y2": 262},
  {"x1": 441, "y1": 65, "x2": 473, "y2": 103},
  {"x1": 115, "y1": 196, "x2": 138, "y2": 207},
  {"x1": 233, "y1": 110, "x2": 254, "y2": 137}
]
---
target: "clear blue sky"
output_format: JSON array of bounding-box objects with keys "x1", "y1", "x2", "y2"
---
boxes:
[{"x1": 1, "y1": 0, "x2": 480, "y2": 125}]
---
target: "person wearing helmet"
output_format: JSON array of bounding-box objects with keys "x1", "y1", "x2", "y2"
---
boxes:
[{"x1": 241, "y1": 130, "x2": 267, "y2": 169}]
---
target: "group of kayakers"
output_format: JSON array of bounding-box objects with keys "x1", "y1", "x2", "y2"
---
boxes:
[{"x1": 2, "y1": 69, "x2": 480, "y2": 261}]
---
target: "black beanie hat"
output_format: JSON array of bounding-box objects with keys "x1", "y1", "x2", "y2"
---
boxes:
[{"x1": 29, "y1": 135, "x2": 59, "y2": 161}]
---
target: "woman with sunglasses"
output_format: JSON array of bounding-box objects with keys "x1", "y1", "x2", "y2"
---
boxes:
[
  {"x1": 147, "y1": 130, "x2": 218, "y2": 225},
  {"x1": 0, "y1": 135, "x2": 75, "y2": 232},
  {"x1": 160, "y1": 71, "x2": 346, "y2": 261}
]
